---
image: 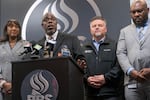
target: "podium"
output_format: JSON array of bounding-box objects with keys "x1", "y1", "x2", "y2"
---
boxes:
[{"x1": 12, "y1": 57, "x2": 84, "y2": 100}]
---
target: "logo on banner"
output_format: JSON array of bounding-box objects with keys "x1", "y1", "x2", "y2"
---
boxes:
[
  {"x1": 21, "y1": 70, "x2": 59, "y2": 100},
  {"x1": 22, "y1": 0, "x2": 101, "y2": 40}
]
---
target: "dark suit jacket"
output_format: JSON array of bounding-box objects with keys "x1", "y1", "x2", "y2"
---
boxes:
[{"x1": 38, "y1": 32, "x2": 83, "y2": 60}]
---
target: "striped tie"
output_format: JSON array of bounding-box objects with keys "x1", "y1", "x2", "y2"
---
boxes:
[{"x1": 138, "y1": 27, "x2": 144, "y2": 42}]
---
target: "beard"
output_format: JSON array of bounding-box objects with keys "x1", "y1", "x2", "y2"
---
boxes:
[
  {"x1": 133, "y1": 16, "x2": 148, "y2": 27},
  {"x1": 47, "y1": 31, "x2": 54, "y2": 36},
  {"x1": 46, "y1": 28, "x2": 56, "y2": 36},
  {"x1": 95, "y1": 32, "x2": 102, "y2": 37}
]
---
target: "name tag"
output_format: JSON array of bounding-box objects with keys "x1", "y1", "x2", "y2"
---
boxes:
[
  {"x1": 103, "y1": 49, "x2": 111, "y2": 52},
  {"x1": 127, "y1": 84, "x2": 137, "y2": 89},
  {"x1": 84, "y1": 50, "x2": 93, "y2": 53}
]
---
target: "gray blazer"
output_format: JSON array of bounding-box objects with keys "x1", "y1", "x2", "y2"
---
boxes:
[
  {"x1": 116, "y1": 23, "x2": 150, "y2": 85},
  {"x1": 0, "y1": 40, "x2": 28, "y2": 100}
]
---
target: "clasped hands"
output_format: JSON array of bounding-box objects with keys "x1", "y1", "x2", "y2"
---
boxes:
[
  {"x1": 131, "y1": 68, "x2": 150, "y2": 82},
  {"x1": 87, "y1": 75, "x2": 106, "y2": 88}
]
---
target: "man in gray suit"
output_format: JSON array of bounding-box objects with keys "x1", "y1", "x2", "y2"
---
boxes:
[{"x1": 117, "y1": 0, "x2": 150, "y2": 100}]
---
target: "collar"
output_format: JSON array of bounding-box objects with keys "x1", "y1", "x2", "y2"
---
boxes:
[
  {"x1": 45, "y1": 30, "x2": 58, "y2": 44},
  {"x1": 136, "y1": 19, "x2": 149, "y2": 33},
  {"x1": 136, "y1": 19, "x2": 149, "y2": 28},
  {"x1": 92, "y1": 36, "x2": 105, "y2": 44},
  {"x1": 45, "y1": 30, "x2": 58, "y2": 41}
]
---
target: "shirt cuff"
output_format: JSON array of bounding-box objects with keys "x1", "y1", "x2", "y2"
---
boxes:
[{"x1": 127, "y1": 67, "x2": 134, "y2": 76}]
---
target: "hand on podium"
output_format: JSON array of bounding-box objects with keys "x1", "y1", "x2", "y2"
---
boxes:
[{"x1": 77, "y1": 59, "x2": 87, "y2": 70}]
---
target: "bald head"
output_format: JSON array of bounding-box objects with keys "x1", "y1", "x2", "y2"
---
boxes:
[
  {"x1": 130, "y1": 0, "x2": 149, "y2": 27},
  {"x1": 131, "y1": 0, "x2": 147, "y2": 9},
  {"x1": 42, "y1": 12, "x2": 57, "y2": 36}
]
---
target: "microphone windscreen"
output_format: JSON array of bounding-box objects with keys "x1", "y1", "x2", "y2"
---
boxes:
[{"x1": 33, "y1": 44, "x2": 42, "y2": 50}]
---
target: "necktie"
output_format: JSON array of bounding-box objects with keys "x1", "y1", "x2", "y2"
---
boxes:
[{"x1": 138, "y1": 27, "x2": 144, "y2": 42}]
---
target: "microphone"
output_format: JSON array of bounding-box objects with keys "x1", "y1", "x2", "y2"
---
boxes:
[
  {"x1": 31, "y1": 44, "x2": 43, "y2": 55},
  {"x1": 45, "y1": 42, "x2": 54, "y2": 58},
  {"x1": 19, "y1": 42, "x2": 33, "y2": 56},
  {"x1": 46, "y1": 42, "x2": 54, "y2": 51}
]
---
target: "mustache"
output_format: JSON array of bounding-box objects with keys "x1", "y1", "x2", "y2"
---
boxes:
[{"x1": 95, "y1": 32, "x2": 102, "y2": 36}]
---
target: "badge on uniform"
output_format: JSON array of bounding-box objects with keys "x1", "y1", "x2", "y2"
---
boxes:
[
  {"x1": 103, "y1": 48, "x2": 111, "y2": 52},
  {"x1": 84, "y1": 50, "x2": 93, "y2": 53}
]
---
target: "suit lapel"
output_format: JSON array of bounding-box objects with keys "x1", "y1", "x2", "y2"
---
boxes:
[
  {"x1": 12, "y1": 41, "x2": 23, "y2": 52},
  {"x1": 3, "y1": 42, "x2": 12, "y2": 55},
  {"x1": 3, "y1": 41, "x2": 23, "y2": 56},
  {"x1": 53, "y1": 32, "x2": 65, "y2": 55},
  {"x1": 141, "y1": 24, "x2": 150, "y2": 45},
  {"x1": 130, "y1": 24, "x2": 139, "y2": 43},
  {"x1": 38, "y1": 37, "x2": 46, "y2": 46}
]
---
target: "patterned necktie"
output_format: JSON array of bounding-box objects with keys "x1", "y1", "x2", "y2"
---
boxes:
[{"x1": 138, "y1": 27, "x2": 144, "y2": 42}]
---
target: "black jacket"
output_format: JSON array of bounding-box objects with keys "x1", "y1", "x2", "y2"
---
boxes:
[{"x1": 82, "y1": 37, "x2": 122, "y2": 96}]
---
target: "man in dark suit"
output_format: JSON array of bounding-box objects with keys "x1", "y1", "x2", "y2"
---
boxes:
[{"x1": 36, "y1": 12, "x2": 86, "y2": 69}]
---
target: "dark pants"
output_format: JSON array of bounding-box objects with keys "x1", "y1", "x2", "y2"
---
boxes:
[{"x1": 85, "y1": 95, "x2": 119, "y2": 100}]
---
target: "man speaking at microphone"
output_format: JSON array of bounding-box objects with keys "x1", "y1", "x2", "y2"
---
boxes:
[{"x1": 36, "y1": 12, "x2": 86, "y2": 69}]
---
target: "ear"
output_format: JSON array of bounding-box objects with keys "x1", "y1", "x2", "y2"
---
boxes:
[
  {"x1": 105, "y1": 27, "x2": 108, "y2": 33},
  {"x1": 41, "y1": 23, "x2": 44, "y2": 26},
  {"x1": 41, "y1": 23, "x2": 45, "y2": 28}
]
